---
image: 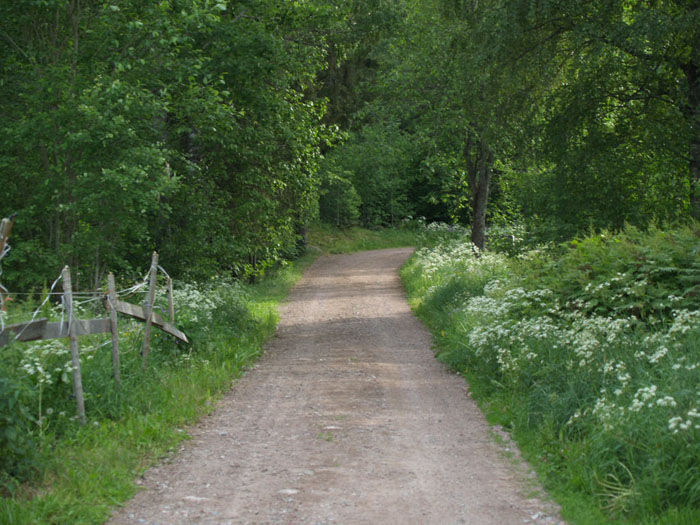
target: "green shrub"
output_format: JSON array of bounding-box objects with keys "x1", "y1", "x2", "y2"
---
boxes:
[
  {"x1": 0, "y1": 371, "x2": 37, "y2": 484},
  {"x1": 527, "y1": 224, "x2": 700, "y2": 322}
]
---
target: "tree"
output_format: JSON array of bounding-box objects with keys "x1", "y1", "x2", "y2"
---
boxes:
[
  {"x1": 361, "y1": 0, "x2": 542, "y2": 248},
  {"x1": 498, "y1": 0, "x2": 700, "y2": 226},
  {"x1": 0, "y1": 0, "x2": 333, "y2": 287}
]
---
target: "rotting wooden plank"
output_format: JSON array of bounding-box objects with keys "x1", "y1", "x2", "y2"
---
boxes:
[
  {"x1": 1, "y1": 314, "x2": 177, "y2": 345},
  {"x1": 0, "y1": 318, "x2": 49, "y2": 346},
  {"x1": 0, "y1": 318, "x2": 111, "y2": 347},
  {"x1": 43, "y1": 318, "x2": 112, "y2": 339},
  {"x1": 110, "y1": 298, "x2": 188, "y2": 343}
]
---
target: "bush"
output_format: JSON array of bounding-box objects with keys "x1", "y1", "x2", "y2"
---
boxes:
[
  {"x1": 0, "y1": 371, "x2": 37, "y2": 484},
  {"x1": 529, "y1": 224, "x2": 700, "y2": 322},
  {"x1": 168, "y1": 278, "x2": 253, "y2": 341}
]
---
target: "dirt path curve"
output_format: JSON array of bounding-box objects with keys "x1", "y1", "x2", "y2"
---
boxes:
[{"x1": 109, "y1": 248, "x2": 562, "y2": 525}]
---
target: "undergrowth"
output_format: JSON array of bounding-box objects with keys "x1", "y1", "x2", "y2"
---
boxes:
[{"x1": 402, "y1": 223, "x2": 700, "y2": 524}]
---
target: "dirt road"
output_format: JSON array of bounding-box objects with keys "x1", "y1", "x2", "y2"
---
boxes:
[{"x1": 109, "y1": 248, "x2": 562, "y2": 524}]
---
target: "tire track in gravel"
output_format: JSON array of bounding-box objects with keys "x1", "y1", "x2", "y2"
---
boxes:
[{"x1": 109, "y1": 248, "x2": 563, "y2": 525}]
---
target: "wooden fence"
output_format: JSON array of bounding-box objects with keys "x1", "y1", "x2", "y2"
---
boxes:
[{"x1": 0, "y1": 221, "x2": 189, "y2": 424}]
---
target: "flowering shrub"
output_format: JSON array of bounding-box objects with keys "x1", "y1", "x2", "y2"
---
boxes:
[
  {"x1": 403, "y1": 223, "x2": 700, "y2": 518},
  {"x1": 415, "y1": 221, "x2": 471, "y2": 247},
  {"x1": 484, "y1": 222, "x2": 529, "y2": 255},
  {"x1": 1, "y1": 302, "x2": 97, "y2": 459},
  {"x1": 405, "y1": 238, "x2": 511, "y2": 315},
  {"x1": 168, "y1": 278, "x2": 251, "y2": 339}
]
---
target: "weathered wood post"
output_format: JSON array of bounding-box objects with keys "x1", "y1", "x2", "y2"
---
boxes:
[
  {"x1": 0, "y1": 215, "x2": 16, "y2": 257},
  {"x1": 141, "y1": 251, "x2": 158, "y2": 370},
  {"x1": 167, "y1": 276, "x2": 175, "y2": 323},
  {"x1": 0, "y1": 215, "x2": 16, "y2": 312},
  {"x1": 62, "y1": 266, "x2": 86, "y2": 424},
  {"x1": 107, "y1": 272, "x2": 121, "y2": 388}
]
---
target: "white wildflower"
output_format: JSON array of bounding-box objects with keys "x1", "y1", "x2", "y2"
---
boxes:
[{"x1": 656, "y1": 396, "x2": 677, "y2": 408}]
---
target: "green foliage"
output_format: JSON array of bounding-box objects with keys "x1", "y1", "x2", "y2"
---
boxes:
[
  {"x1": 527, "y1": 225, "x2": 700, "y2": 322},
  {"x1": 489, "y1": 0, "x2": 699, "y2": 230},
  {"x1": 2, "y1": 0, "x2": 700, "y2": 516},
  {"x1": 319, "y1": 171, "x2": 362, "y2": 227},
  {"x1": 327, "y1": 0, "x2": 700, "y2": 244},
  {"x1": 320, "y1": 123, "x2": 415, "y2": 227},
  {"x1": 307, "y1": 223, "x2": 419, "y2": 254},
  {"x1": 403, "y1": 223, "x2": 700, "y2": 521},
  {"x1": 0, "y1": 0, "x2": 334, "y2": 289},
  {"x1": 314, "y1": 0, "x2": 404, "y2": 128},
  {"x1": 2, "y1": 0, "x2": 698, "y2": 284},
  {"x1": 0, "y1": 371, "x2": 37, "y2": 484}
]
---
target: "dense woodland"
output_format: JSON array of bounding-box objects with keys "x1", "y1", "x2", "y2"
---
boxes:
[{"x1": 1, "y1": 0, "x2": 699, "y2": 285}]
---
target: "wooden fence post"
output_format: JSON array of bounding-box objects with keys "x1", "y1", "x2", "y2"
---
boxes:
[
  {"x1": 107, "y1": 273, "x2": 121, "y2": 388},
  {"x1": 167, "y1": 276, "x2": 175, "y2": 323},
  {"x1": 0, "y1": 215, "x2": 16, "y2": 257},
  {"x1": 141, "y1": 251, "x2": 158, "y2": 370},
  {"x1": 62, "y1": 266, "x2": 86, "y2": 424},
  {"x1": 0, "y1": 215, "x2": 16, "y2": 312}
]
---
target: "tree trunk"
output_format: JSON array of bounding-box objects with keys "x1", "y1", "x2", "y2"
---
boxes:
[
  {"x1": 465, "y1": 133, "x2": 493, "y2": 251},
  {"x1": 682, "y1": 60, "x2": 700, "y2": 219},
  {"x1": 472, "y1": 142, "x2": 492, "y2": 250}
]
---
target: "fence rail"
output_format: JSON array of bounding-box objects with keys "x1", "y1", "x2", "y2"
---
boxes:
[
  {"x1": 0, "y1": 216, "x2": 189, "y2": 423},
  {"x1": 107, "y1": 298, "x2": 188, "y2": 342},
  {"x1": 0, "y1": 317, "x2": 111, "y2": 346}
]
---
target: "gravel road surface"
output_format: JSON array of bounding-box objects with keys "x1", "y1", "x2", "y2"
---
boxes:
[{"x1": 109, "y1": 248, "x2": 562, "y2": 524}]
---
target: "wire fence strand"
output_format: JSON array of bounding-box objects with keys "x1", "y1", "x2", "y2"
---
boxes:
[
  {"x1": 1, "y1": 257, "x2": 175, "y2": 347},
  {"x1": 12, "y1": 271, "x2": 63, "y2": 342}
]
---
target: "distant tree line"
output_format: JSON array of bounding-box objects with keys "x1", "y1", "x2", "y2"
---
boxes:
[
  {"x1": 2, "y1": 0, "x2": 698, "y2": 288},
  {"x1": 319, "y1": 0, "x2": 700, "y2": 248}
]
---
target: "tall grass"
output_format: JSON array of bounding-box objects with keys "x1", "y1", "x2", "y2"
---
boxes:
[{"x1": 402, "y1": 224, "x2": 700, "y2": 523}]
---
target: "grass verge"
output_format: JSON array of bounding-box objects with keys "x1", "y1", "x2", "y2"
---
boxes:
[
  {"x1": 307, "y1": 223, "x2": 418, "y2": 253},
  {"x1": 401, "y1": 224, "x2": 700, "y2": 524}
]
